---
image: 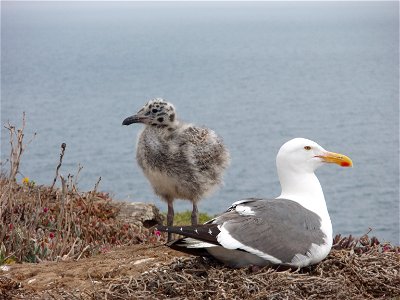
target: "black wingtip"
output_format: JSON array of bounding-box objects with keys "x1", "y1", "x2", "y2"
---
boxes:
[
  {"x1": 167, "y1": 238, "x2": 213, "y2": 257},
  {"x1": 155, "y1": 224, "x2": 221, "y2": 245}
]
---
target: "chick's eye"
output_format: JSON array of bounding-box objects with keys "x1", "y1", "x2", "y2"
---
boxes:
[
  {"x1": 152, "y1": 109, "x2": 158, "y2": 113},
  {"x1": 304, "y1": 146, "x2": 312, "y2": 151}
]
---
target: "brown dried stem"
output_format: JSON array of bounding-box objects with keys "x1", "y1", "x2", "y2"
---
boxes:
[
  {"x1": 51, "y1": 143, "x2": 66, "y2": 189},
  {"x1": 4, "y1": 112, "x2": 36, "y2": 182}
]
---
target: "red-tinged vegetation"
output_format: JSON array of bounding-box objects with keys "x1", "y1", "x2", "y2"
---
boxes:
[{"x1": 0, "y1": 177, "x2": 156, "y2": 264}]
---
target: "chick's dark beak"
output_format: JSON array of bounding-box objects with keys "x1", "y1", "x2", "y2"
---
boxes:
[{"x1": 122, "y1": 115, "x2": 144, "y2": 125}]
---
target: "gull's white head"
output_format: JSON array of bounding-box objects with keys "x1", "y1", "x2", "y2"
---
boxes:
[
  {"x1": 276, "y1": 138, "x2": 353, "y2": 175},
  {"x1": 276, "y1": 138, "x2": 353, "y2": 213}
]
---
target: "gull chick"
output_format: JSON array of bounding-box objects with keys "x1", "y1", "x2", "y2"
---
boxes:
[
  {"x1": 123, "y1": 98, "x2": 230, "y2": 240},
  {"x1": 156, "y1": 138, "x2": 353, "y2": 268}
]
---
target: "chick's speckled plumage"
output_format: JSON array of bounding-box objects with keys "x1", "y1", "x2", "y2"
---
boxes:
[
  {"x1": 137, "y1": 125, "x2": 228, "y2": 201},
  {"x1": 123, "y1": 98, "x2": 230, "y2": 238}
]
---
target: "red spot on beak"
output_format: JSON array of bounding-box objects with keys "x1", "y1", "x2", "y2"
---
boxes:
[{"x1": 341, "y1": 161, "x2": 351, "y2": 167}]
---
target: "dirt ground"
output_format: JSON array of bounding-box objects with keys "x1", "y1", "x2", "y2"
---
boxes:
[
  {"x1": 1, "y1": 240, "x2": 400, "y2": 299},
  {"x1": 1, "y1": 242, "x2": 187, "y2": 299}
]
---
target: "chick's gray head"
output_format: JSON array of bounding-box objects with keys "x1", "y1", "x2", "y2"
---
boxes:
[{"x1": 123, "y1": 98, "x2": 177, "y2": 128}]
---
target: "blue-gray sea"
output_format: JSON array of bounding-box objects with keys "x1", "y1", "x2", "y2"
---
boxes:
[{"x1": 1, "y1": 2, "x2": 399, "y2": 244}]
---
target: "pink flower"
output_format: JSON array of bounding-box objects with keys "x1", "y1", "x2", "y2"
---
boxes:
[
  {"x1": 43, "y1": 207, "x2": 48, "y2": 213},
  {"x1": 154, "y1": 230, "x2": 161, "y2": 236},
  {"x1": 49, "y1": 232, "x2": 55, "y2": 239}
]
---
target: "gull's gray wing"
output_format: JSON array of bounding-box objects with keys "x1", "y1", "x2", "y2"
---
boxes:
[{"x1": 157, "y1": 198, "x2": 326, "y2": 263}]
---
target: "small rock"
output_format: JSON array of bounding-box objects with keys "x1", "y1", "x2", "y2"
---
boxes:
[{"x1": 114, "y1": 201, "x2": 164, "y2": 228}]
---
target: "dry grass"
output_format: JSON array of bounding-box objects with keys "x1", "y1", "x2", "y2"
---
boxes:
[
  {"x1": 0, "y1": 115, "x2": 155, "y2": 264},
  {"x1": 0, "y1": 177, "x2": 155, "y2": 264},
  {"x1": 93, "y1": 237, "x2": 400, "y2": 299}
]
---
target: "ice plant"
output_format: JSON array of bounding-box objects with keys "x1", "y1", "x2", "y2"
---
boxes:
[
  {"x1": 100, "y1": 245, "x2": 111, "y2": 253},
  {"x1": 382, "y1": 244, "x2": 391, "y2": 252},
  {"x1": 49, "y1": 232, "x2": 55, "y2": 239}
]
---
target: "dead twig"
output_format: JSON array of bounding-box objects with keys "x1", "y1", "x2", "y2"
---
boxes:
[
  {"x1": 4, "y1": 112, "x2": 36, "y2": 182},
  {"x1": 51, "y1": 142, "x2": 66, "y2": 189}
]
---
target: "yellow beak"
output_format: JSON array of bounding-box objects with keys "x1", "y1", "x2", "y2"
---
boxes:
[{"x1": 317, "y1": 151, "x2": 353, "y2": 167}]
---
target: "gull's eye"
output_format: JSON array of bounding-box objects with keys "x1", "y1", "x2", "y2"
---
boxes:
[{"x1": 304, "y1": 146, "x2": 312, "y2": 151}]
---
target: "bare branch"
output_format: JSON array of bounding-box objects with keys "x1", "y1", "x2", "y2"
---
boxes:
[
  {"x1": 51, "y1": 143, "x2": 67, "y2": 189},
  {"x1": 4, "y1": 112, "x2": 36, "y2": 182}
]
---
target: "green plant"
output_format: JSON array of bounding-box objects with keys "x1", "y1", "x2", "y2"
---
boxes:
[{"x1": 164, "y1": 210, "x2": 214, "y2": 226}]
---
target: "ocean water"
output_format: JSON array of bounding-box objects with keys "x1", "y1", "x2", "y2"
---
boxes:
[{"x1": 1, "y1": 2, "x2": 399, "y2": 244}]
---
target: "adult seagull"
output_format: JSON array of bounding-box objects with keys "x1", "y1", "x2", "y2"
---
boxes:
[{"x1": 156, "y1": 138, "x2": 353, "y2": 268}]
